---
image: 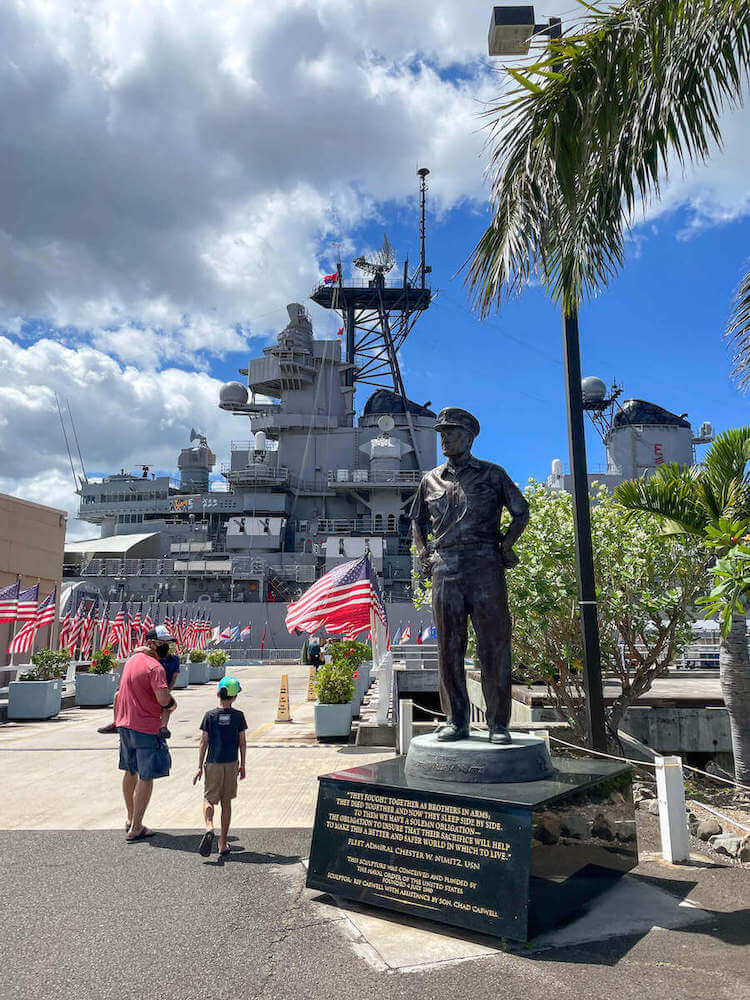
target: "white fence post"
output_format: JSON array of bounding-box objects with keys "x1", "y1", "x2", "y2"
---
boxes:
[
  {"x1": 376, "y1": 649, "x2": 393, "y2": 725},
  {"x1": 398, "y1": 698, "x2": 413, "y2": 755},
  {"x1": 654, "y1": 755, "x2": 690, "y2": 863}
]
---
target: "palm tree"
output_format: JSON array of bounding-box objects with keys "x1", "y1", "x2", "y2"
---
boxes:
[
  {"x1": 468, "y1": 0, "x2": 750, "y2": 376},
  {"x1": 614, "y1": 429, "x2": 750, "y2": 786}
]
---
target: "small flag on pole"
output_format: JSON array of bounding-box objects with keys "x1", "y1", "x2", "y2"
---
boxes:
[
  {"x1": 0, "y1": 581, "x2": 19, "y2": 622},
  {"x1": 322, "y1": 272, "x2": 338, "y2": 284}
]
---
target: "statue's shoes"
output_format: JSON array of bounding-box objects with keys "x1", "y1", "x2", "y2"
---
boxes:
[
  {"x1": 489, "y1": 726, "x2": 512, "y2": 745},
  {"x1": 436, "y1": 723, "x2": 470, "y2": 742}
]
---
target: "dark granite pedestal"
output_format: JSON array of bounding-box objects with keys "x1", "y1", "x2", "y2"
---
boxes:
[{"x1": 306, "y1": 756, "x2": 637, "y2": 942}]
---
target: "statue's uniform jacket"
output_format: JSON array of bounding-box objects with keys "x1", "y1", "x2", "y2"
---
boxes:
[{"x1": 410, "y1": 456, "x2": 529, "y2": 731}]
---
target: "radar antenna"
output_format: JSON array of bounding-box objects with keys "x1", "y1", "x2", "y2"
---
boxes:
[{"x1": 353, "y1": 234, "x2": 396, "y2": 277}]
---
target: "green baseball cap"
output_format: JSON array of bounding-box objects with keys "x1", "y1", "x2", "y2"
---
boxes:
[{"x1": 217, "y1": 676, "x2": 241, "y2": 697}]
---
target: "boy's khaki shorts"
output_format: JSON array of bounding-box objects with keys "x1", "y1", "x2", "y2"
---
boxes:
[{"x1": 203, "y1": 762, "x2": 239, "y2": 803}]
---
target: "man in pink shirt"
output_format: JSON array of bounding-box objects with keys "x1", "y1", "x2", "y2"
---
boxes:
[{"x1": 116, "y1": 625, "x2": 176, "y2": 841}]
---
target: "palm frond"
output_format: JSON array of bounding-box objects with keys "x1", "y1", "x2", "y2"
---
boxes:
[
  {"x1": 701, "y1": 427, "x2": 750, "y2": 516},
  {"x1": 614, "y1": 469, "x2": 709, "y2": 536},
  {"x1": 726, "y1": 268, "x2": 750, "y2": 391},
  {"x1": 468, "y1": 0, "x2": 750, "y2": 315}
]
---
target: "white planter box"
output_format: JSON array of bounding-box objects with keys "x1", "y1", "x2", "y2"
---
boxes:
[
  {"x1": 75, "y1": 671, "x2": 118, "y2": 707},
  {"x1": 8, "y1": 679, "x2": 62, "y2": 720},
  {"x1": 188, "y1": 661, "x2": 211, "y2": 685},
  {"x1": 314, "y1": 701, "x2": 353, "y2": 740},
  {"x1": 172, "y1": 665, "x2": 190, "y2": 689}
]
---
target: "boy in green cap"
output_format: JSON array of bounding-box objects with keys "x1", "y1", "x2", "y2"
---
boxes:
[{"x1": 194, "y1": 676, "x2": 247, "y2": 858}]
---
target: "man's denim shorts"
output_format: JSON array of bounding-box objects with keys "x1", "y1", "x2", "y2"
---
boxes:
[{"x1": 118, "y1": 727, "x2": 171, "y2": 780}]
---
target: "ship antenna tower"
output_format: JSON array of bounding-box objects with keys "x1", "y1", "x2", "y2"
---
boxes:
[{"x1": 311, "y1": 168, "x2": 433, "y2": 396}]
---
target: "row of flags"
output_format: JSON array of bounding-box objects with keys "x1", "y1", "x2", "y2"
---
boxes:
[
  {"x1": 57, "y1": 601, "x2": 213, "y2": 661},
  {"x1": 392, "y1": 624, "x2": 436, "y2": 645},
  {"x1": 0, "y1": 582, "x2": 57, "y2": 656},
  {"x1": 212, "y1": 623, "x2": 258, "y2": 646}
]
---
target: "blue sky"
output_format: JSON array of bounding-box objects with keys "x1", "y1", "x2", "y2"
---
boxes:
[
  {"x1": 1, "y1": 1, "x2": 748, "y2": 534},
  {"x1": 217, "y1": 200, "x2": 750, "y2": 487}
]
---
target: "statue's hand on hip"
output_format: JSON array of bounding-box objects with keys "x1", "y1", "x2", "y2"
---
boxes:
[
  {"x1": 419, "y1": 553, "x2": 435, "y2": 578},
  {"x1": 500, "y1": 545, "x2": 519, "y2": 569}
]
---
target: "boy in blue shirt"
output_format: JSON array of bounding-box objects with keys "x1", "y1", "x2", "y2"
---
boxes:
[{"x1": 194, "y1": 676, "x2": 247, "y2": 858}]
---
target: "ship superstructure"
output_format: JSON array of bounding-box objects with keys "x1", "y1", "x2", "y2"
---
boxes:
[
  {"x1": 68, "y1": 303, "x2": 436, "y2": 606},
  {"x1": 546, "y1": 377, "x2": 714, "y2": 491},
  {"x1": 67, "y1": 174, "x2": 438, "y2": 610}
]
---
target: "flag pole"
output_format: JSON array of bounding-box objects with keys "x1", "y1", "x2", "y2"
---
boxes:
[
  {"x1": 8, "y1": 575, "x2": 22, "y2": 668},
  {"x1": 50, "y1": 583, "x2": 61, "y2": 653},
  {"x1": 29, "y1": 578, "x2": 41, "y2": 659}
]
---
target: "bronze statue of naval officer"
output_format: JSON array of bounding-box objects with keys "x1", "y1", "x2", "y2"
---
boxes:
[{"x1": 410, "y1": 407, "x2": 529, "y2": 744}]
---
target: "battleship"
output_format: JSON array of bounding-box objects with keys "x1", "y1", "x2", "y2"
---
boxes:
[{"x1": 63, "y1": 172, "x2": 439, "y2": 646}]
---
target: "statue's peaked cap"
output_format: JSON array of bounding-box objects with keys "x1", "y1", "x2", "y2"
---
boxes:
[{"x1": 434, "y1": 407, "x2": 480, "y2": 438}]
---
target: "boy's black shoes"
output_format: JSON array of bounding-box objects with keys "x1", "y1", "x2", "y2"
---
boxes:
[{"x1": 199, "y1": 830, "x2": 215, "y2": 857}]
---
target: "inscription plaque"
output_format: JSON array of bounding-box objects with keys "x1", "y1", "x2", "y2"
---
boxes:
[{"x1": 307, "y1": 756, "x2": 636, "y2": 941}]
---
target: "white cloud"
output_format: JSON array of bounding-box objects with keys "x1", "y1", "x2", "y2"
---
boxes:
[
  {"x1": 0, "y1": 336, "x2": 232, "y2": 535},
  {"x1": 0, "y1": 0, "x2": 499, "y2": 357},
  {"x1": 1, "y1": 0, "x2": 750, "y2": 528}
]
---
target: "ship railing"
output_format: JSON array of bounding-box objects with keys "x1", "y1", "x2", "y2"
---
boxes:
[
  {"x1": 326, "y1": 470, "x2": 422, "y2": 486},
  {"x1": 221, "y1": 465, "x2": 289, "y2": 485},
  {"x1": 229, "y1": 439, "x2": 279, "y2": 452},
  {"x1": 314, "y1": 517, "x2": 398, "y2": 534},
  {"x1": 230, "y1": 557, "x2": 267, "y2": 577},
  {"x1": 311, "y1": 271, "x2": 431, "y2": 294}
]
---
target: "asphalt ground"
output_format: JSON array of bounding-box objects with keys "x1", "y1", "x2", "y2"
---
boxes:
[{"x1": 0, "y1": 818, "x2": 748, "y2": 1000}]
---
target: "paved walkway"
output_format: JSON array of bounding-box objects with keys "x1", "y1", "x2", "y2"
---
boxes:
[
  {"x1": 0, "y1": 823, "x2": 747, "y2": 1000},
  {"x1": 1, "y1": 665, "x2": 748, "y2": 1000},
  {"x1": 0, "y1": 664, "x2": 392, "y2": 830}
]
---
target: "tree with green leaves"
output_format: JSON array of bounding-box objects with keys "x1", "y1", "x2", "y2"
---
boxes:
[
  {"x1": 414, "y1": 483, "x2": 707, "y2": 747},
  {"x1": 468, "y1": 0, "x2": 750, "y2": 383},
  {"x1": 616, "y1": 428, "x2": 750, "y2": 785}
]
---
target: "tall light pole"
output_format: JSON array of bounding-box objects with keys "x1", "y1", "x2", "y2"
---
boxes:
[{"x1": 488, "y1": 6, "x2": 607, "y2": 750}]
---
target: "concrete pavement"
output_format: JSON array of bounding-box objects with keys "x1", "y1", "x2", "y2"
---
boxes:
[
  {"x1": 0, "y1": 663, "x2": 392, "y2": 830},
  {"x1": 1, "y1": 664, "x2": 748, "y2": 1000}
]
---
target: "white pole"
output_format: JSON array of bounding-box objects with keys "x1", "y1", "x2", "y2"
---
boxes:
[
  {"x1": 654, "y1": 755, "x2": 690, "y2": 864},
  {"x1": 398, "y1": 698, "x2": 413, "y2": 755}
]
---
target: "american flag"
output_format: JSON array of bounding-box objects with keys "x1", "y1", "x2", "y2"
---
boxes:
[
  {"x1": 97, "y1": 602, "x2": 112, "y2": 648},
  {"x1": 16, "y1": 584, "x2": 39, "y2": 621},
  {"x1": 80, "y1": 600, "x2": 98, "y2": 658},
  {"x1": 141, "y1": 606, "x2": 154, "y2": 639},
  {"x1": 0, "y1": 581, "x2": 19, "y2": 622},
  {"x1": 131, "y1": 603, "x2": 142, "y2": 645},
  {"x1": 7, "y1": 587, "x2": 56, "y2": 655},
  {"x1": 285, "y1": 555, "x2": 386, "y2": 638},
  {"x1": 58, "y1": 609, "x2": 71, "y2": 650}
]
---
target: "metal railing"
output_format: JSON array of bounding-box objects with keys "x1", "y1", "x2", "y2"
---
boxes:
[
  {"x1": 221, "y1": 465, "x2": 289, "y2": 486},
  {"x1": 327, "y1": 470, "x2": 422, "y2": 486}
]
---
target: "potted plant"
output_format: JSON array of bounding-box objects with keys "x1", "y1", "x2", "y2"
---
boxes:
[
  {"x1": 75, "y1": 647, "x2": 118, "y2": 707},
  {"x1": 327, "y1": 640, "x2": 372, "y2": 716},
  {"x1": 187, "y1": 648, "x2": 210, "y2": 685},
  {"x1": 207, "y1": 648, "x2": 229, "y2": 681},
  {"x1": 8, "y1": 648, "x2": 70, "y2": 720},
  {"x1": 172, "y1": 654, "x2": 190, "y2": 689},
  {"x1": 313, "y1": 661, "x2": 355, "y2": 741}
]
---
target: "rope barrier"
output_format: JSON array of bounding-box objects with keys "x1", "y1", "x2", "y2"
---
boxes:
[{"x1": 403, "y1": 702, "x2": 750, "y2": 794}]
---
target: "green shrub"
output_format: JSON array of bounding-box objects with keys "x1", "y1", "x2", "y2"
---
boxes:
[
  {"x1": 314, "y1": 661, "x2": 355, "y2": 704},
  {"x1": 89, "y1": 647, "x2": 117, "y2": 674},
  {"x1": 20, "y1": 648, "x2": 70, "y2": 681},
  {"x1": 327, "y1": 640, "x2": 372, "y2": 672},
  {"x1": 188, "y1": 649, "x2": 207, "y2": 663},
  {"x1": 208, "y1": 649, "x2": 230, "y2": 667}
]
